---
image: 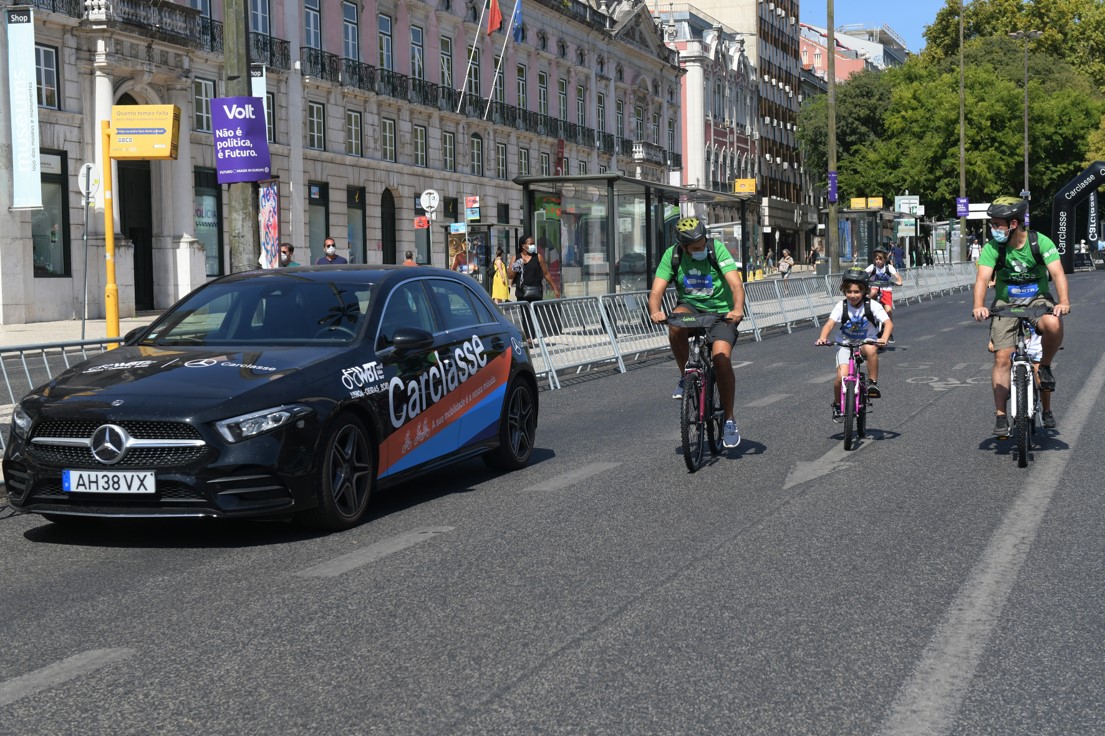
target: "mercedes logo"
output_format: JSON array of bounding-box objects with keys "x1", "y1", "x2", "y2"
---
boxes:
[
  {"x1": 90, "y1": 424, "x2": 130, "y2": 465},
  {"x1": 185, "y1": 358, "x2": 219, "y2": 368}
]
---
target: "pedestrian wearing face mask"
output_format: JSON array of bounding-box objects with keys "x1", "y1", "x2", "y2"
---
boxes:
[
  {"x1": 279, "y1": 243, "x2": 300, "y2": 267},
  {"x1": 511, "y1": 234, "x2": 559, "y2": 302},
  {"x1": 316, "y1": 237, "x2": 348, "y2": 265}
]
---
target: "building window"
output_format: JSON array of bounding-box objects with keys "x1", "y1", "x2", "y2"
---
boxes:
[
  {"x1": 443, "y1": 130, "x2": 455, "y2": 171},
  {"x1": 191, "y1": 0, "x2": 211, "y2": 16},
  {"x1": 466, "y1": 46, "x2": 481, "y2": 96},
  {"x1": 578, "y1": 160, "x2": 587, "y2": 175},
  {"x1": 667, "y1": 118, "x2": 675, "y2": 152},
  {"x1": 652, "y1": 112, "x2": 660, "y2": 144},
  {"x1": 33, "y1": 152, "x2": 70, "y2": 278},
  {"x1": 411, "y1": 26, "x2": 424, "y2": 80},
  {"x1": 493, "y1": 56, "x2": 504, "y2": 102},
  {"x1": 381, "y1": 117, "x2": 395, "y2": 161},
  {"x1": 345, "y1": 110, "x2": 362, "y2": 156},
  {"x1": 537, "y1": 32, "x2": 547, "y2": 52},
  {"x1": 540, "y1": 151, "x2": 550, "y2": 175},
  {"x1": 305, "y1": 0, "x2": 320, "y2": 49},
  {"x1": 266, "y1": 92, "x2": 275, "y2": 142},
  {"x1": 343, "y1": 2, "x2": 360, "y2": 60},
  {"x1": 576, "y1": 85, "x2": 585, "y2": 126},
  {"x1": 413, "y1": 124, "x2": 427, "y2": 166},
  {"x1": 597, "y1": 93, "x2": 605, "y2": 134},
  {"x1": 537, "y1": 72, "x2": 548, "y2": 115},
  {"x1": 193, "y1": 77, "x2": 215, "y2": 132},
  {"x1": 516, "y1": 64, "x2": 527, "y2": 108},
  {"x1": 249, "y1": 0, "x2": 270, "y2": 34},
  {"x1": 599, "y1": 164, "x2": 607, "y2": 173},
  {"x1": 519, "y1": 148, "x2": 529, "y2": 176},
  {"x1": 470, "y1": 134, "x2": 484, "y2": 176},
  {"x1": 194, "y1": 167, "x2": 222, "y2": 277},
  {"x1": 634, "y1": 105, "x2": 643, "y2": 140},
  {"x1": 616, "y1": 100, "x2": 624, "y2": 138},
  {"x1": 307, "y1": 101, "x2": 325, "y2": 149},
  {"x1": 714, "y1": 80, "x2": 723, "y2": 118},
  {"x1": 35, "y1": 45, "x2": 59, "y2": 109},
  {"x1": 378, "y1": 14, "x2": 393, "y2": 70},
  {"x1": 496, "y1": 142, "x2": 507, "y2": 179},
  {"x1": 440, "y1": 36, "x2": 453, "y2": 86},
  {"x1": 557, "y1": 78, "x2": 567, "y2": 120}
]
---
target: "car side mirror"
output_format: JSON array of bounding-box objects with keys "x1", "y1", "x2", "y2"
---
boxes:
[
  {"x1": 122, "y1": 326, "x2": 147, "y2": 345},
  {"x1": 390, "y1": 327, "x2": 434, "y2": 353}
]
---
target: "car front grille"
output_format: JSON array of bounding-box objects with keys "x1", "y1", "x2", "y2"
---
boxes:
[
  {"x1": 26, "y1": 444, "x2": 208, "y2": 469},
  {"x1": 27, "y1": 480, "x2": 207, "y2": 503},
  {"x1": 33, "y1": 420, "x2": 201, "y2": 441}
]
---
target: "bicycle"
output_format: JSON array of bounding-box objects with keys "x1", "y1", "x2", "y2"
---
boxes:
[
  {"x1": 663, "y1": 313, "x2": 729, "y2": 472},
  {"x1": 989, "y1": 304, "x2": 1051, "y2": 468},
  {"x1": 819, "y1": 338, "x2": 883, "y2": 451}
]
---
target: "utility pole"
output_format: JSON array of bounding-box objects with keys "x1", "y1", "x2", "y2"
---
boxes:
[
  {"x1": 224, "y1": 0, "x2": 259, "y2": 272},
  {"x1": 958, "y1": 0, "x2": 967, "y2": 261},
  {"x1": 826, "y1": 1, "x2": 838, "y2": 269}
]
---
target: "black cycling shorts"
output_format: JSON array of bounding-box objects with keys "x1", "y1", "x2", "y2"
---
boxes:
[{"x1": 672, "y1": 303, "x2": 739, "y2": 346}]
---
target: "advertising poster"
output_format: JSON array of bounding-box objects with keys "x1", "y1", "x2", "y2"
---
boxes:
[
  {"x1": 6, "y1": 7, "x2": 41, "y2": 209},
  {"x1": 257, "y1": 180, "x2": 280, "y2": 269},
  {"x1": 210, "y1": 96, "x2": 271, "y2": 184}
]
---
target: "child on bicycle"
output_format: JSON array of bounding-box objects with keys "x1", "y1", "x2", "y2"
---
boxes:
[
  {"x1": 815, "y1": 269, "x2": 892, "y2": 417},
  {"x1": 865, "y1": 245, "x2": 903, "y2": 342}
]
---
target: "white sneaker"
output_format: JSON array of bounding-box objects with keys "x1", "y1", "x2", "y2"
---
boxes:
[{"x1": 723, "y1": 420, "x2": 741, "y2": 448}]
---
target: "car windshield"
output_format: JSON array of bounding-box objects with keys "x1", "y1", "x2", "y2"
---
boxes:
[{"x1": 139, "y1": 277, "x2": 373, "y2": 346}]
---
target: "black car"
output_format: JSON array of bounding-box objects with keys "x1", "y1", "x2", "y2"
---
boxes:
[{"x1": 4, "y1": 266, "x2": 539, "y2": 530}]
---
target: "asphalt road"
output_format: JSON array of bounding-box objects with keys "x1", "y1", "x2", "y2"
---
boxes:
[{"x1": 2, "y1": 273, "x2": 1104, "y2": 735}]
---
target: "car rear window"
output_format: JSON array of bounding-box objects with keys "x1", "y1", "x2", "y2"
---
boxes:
[{"x1": 142, "y1": 279, "x2": 373, "y2": 345}]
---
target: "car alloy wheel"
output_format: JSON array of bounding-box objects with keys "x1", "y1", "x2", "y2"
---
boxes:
[{"x1": 305, "y1": 413, "x2": 374, "y2": 530}]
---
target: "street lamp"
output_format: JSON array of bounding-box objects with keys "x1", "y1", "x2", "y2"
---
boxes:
[{"x1": 1009, "y1": 30, "x2": 1042, "y2": 202}]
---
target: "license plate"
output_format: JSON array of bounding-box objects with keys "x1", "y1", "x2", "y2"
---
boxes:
[{"x1": 62, "y1": 469, "x2": 156, "y2": 494}]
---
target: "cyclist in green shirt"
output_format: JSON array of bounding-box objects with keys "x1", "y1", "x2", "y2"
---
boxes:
[
  {"x1": 972, "y1": 196, "x2": 1071, "y2": 437},
  {"x1": 648, "y1": 216, "x2": 746, "y2": 448}
]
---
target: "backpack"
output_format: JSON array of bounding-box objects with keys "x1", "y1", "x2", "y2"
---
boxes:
[
  {"x1": 994, "y1": 231, "x2": 1049, "y2": 281},
  {"x1": 839, "y1": 297, "x2": 880, "y2": 334},
  {"x1": 670, "y1": 240, "x2": 723, "y2": 276}
]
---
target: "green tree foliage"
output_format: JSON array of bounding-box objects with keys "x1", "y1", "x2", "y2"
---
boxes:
[{"x1": 797, "y1": 32, "x2": 1104, "y2": 228}]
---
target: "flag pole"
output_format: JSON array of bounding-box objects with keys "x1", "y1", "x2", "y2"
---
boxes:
[
  {"x1": 484, "y1": 0, "x2": 519, "y2": 120},
  {"x1": 457, "y1": 0, "x2": 491, "y2": 114}
]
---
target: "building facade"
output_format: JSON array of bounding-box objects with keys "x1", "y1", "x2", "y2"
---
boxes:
[{"x1": 0, "y1": 0, "x2": 682, "y2": 324}]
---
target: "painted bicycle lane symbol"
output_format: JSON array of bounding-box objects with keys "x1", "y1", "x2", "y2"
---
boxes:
[{"x1": 906, "y1": 376, "x2": 989, "y2": 391}]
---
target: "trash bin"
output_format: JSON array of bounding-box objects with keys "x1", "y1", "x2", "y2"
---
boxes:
[{"x1": 815, "y1": 257, "x2": 830, "y2": 276}]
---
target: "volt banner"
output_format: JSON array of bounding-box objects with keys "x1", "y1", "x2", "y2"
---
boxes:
[
  {"x1": 7, "y1": 7, "x2": 41, "y2": 209},
  {"x1": 210, "y1": 96, "x2": 271, "y2": 184}
]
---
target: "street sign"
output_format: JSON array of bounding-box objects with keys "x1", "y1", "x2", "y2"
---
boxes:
[
  {"x1": 909, "y1": 204, "x2": 925, "y2": 216},
  {"x1": 414, "y1": 216, "x2": 429, "y2": 229},
  {"x1": 956, "y1": 197, "x2": 969, "y2": 217},
  {"x1": 77, "y1": 162, "x2": 101, "y2": 198},
  {"x1": 895, "y1": 194, "x2": 919, "y2": 213},
  {"x1": 419, "y1": 189, "x2": 440, "y2": 212}
]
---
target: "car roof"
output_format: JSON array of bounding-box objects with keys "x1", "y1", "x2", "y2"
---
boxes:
[{"x1": 212, "y1": 264, "x2": 467, "y2": 289}]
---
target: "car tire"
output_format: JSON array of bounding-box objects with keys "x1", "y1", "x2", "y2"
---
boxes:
[
  {"x1": 483, "y1": 378, "x2": 538, "y2": 470},
  {"x1": 301, "y1": 412, "x2": 375, "y2": 531}
]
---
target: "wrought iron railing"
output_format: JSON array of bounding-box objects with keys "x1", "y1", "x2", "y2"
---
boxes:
[
  {"x1": 198, "y1": 17, "x2": 223, "y2": 54},
  {"x1": 249, "y1": 32, "x2": 290, "y2": 70},
  {"x1": 26, "y1": 0, "x2": 82, "y2": 17},
  {"x1": 301, "y1": 47, "x2": 341, "y2": 84},
  {"x1": 341, "y1": 58, "x2": 376, "y2": 93}
]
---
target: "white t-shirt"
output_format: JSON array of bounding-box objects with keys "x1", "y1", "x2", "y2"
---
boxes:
[
  {"x1": 828, "y1": 298, "x2": 890, "y2": 341},
  {"x1": 865, "y1": 263, "x2": 898, "y2": 290}
]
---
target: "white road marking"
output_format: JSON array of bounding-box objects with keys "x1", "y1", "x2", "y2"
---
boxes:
[
  {"x1": 295, "y1": 527, "x2": 454, "y2": 578},
  {"x1": 0, "y1": 648, "x2": 136, "y2": 706},
  {"x1": 745, "y1": 393, "x2": 791, "y2": 408},
  {"x1": 915, "y1": 334, "x2": 936, "y2": 341},
  {"x1": 524, "y1": 462, "x2": 621, "y2": 492},
  {"x1": 807, "y1": 373, "x2": 837, "y2": 384},
  {"x1": 879, "y1": 348, "x2": 1105, "y2": 736}
]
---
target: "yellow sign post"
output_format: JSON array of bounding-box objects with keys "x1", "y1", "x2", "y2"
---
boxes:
[
  {"x1": 101, "y1": 105, "x2": 181, "y2": 342},
  {"x1": 732, "y1": 178, "x2": 757, "y2": 194}
]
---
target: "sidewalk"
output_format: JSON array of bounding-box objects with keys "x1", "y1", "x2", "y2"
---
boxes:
[{"x1": 0, "y1": 313, "x2": 160, "y2": 348}]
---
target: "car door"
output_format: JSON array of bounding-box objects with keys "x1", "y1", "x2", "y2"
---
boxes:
[
  {"x1": 424, "y1": 277, "x2": 511, "y2": 450},
  {"x1": 373, "y1": 279, "x2": 457, "y2": 478}
]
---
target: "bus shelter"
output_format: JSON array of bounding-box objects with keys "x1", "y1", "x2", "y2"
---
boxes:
[
  {"x1": 831, "y1": 207, "x2": 900, "y2": 268},
  {"x1": 515, "y1": 174, "x2": 755, "y2": 297},
  {"x1": 441, "y1": 221, "x2": 523, "y2": 295}
]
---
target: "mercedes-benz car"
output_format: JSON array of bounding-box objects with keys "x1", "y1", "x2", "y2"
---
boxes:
[{"x1": 4, "y1": 266, "x2": 539, "y2": 530}]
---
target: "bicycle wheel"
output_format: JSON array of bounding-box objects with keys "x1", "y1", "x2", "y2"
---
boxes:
[
  {"x1": 1014, "y1": 364, "x2": 1030, "y2": 468},
  {"x1": 856, "y1": 384, "x2": 867, "y2": 439},
  {"x1": 705, "y1": 371, "x2": 725, "y2": 455},
  {"x1": 681, "y1": 374, "x2": 706, "y2": 472},
  {"x1": 843, "y1": 382, "x2": 856, "y2": 451}
]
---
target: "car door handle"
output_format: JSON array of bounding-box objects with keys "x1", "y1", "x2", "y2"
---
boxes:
[{"x1": 491, "y1": 338, "x2": 505, "y2": 351}]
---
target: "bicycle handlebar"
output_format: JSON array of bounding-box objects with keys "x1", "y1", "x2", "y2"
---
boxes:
[
  {"x1": 988, "y1": 305, "x2": 1054, "y2": 321},
  {"x1": 660, "y1": 313, "x2": 734, "y2": 330},
  {"x1": 816, "y1": 338, "x2": 889, "y2": 349}
]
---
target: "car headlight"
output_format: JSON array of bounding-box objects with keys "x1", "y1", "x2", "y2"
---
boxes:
[
  {"x1": 214, "y1": 404, "x2": 312, "y2": 444},
  {"x1": 11, "y1": 403, "x2": 32, "y2": 438}
]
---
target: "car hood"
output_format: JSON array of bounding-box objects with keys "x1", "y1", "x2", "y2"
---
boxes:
[{"x1": 34, "y1": 345, "x2": 344, "y2": 403}]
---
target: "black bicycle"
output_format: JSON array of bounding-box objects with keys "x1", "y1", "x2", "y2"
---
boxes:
[
  {"x1": 663, "y1": 313, "x2": 728, "y2": 472},
  {"x1": 989, "y1": 304, "x2": 1051, "y2": 468}
]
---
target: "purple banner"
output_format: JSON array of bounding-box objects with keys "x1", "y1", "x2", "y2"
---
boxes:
[
  {"x1": 827, "y1": 171, "x2": 838, "y2": 204},
  {"x1": 956, "y1": 197, "x2": 969, "y2": 217},
  {"x1": 211, "y1": 96, "x2": 271, "y2": 184}
]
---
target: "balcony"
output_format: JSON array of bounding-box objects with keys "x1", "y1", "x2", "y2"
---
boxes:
[
  {"x1": 198, "y1": 18, "x2": 223, "y2": 54},
  {"x1": 632, "y1": 140, "x2": 668, "y2": 166},
  {"x1": 301, "y1": 47, "x2": 341, "y2": 84},
  {"x1": 249, "y1": 33, "x2": 290, "y2": 70},
  {"x1": 409, "y1": 78, "x2": 440, "y2": 107},
  {"x1": 375, "y1": 68, "x2": 409, "y2": 99},
  {"x1": 341, "y1": 58, "x2": 376, "y2": 93},
  {"x1": 27, "y1": 0, "x2": 82, "y2": 17}
]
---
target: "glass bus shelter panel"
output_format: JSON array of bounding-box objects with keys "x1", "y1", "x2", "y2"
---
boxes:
[
  {"x1": 837, "y1": 210, "x2": 881, "y2": 267},
  {"x1": 443, "y1": 224, "x2": 520, "y2": 295},
  {"x1": 534, "y1": 189, "x2": 611, "y2": 298}
]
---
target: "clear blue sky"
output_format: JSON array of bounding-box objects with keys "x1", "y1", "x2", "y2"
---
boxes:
[{"x1": 800, "y1": 0, "x2": 948, "y2": 54}]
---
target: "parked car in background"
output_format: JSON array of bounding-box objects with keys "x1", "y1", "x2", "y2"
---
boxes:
[{"x1": 4, "y1": 266, "x2": 540, "y2": 531}]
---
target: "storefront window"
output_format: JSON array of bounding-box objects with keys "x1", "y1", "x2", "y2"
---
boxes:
[
  {"x1": 194, "y1": 168, "x2": 223, "y2": 276},
  {"x1": 33, "y1": 152, "x2": 70, "y2": 277}
]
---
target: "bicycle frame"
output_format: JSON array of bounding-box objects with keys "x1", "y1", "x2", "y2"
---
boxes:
[
  {"x1": 841, "y1": 347, "x2": 867, "y2": 416},
  {"x1": 989, "y1": 304, "x2": 1051, "y2": 468},
  {"x1": 1007, "y1": 323, "x2": 1037, "y2": 424}
]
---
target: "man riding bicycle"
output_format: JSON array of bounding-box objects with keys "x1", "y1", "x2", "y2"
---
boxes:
[
  {"x1": 648, "y1": 216, "x2": 745, "y2": 448},
  {"x1": 971, "y1": 195, "x2": 1070, "y2": 437}
]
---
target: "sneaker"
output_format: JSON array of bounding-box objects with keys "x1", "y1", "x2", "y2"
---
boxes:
[
  {"x1": 831, "y1": 403, "x2": 843, "y2": 421},
  {"x1": 993, "y1": 414, "x2": 1010, "y2": 438},
  {"x1": 1042, "y1": 410, "x2": 1056, "y2": 429},
  {"x1": 887, "y1": 336, "x2": 896, "y2": 344},
  {"x1": 867, "y1": 380, "x2": 881, "y2": 399},
  {"x1": 672, "y1": 378, "x2": 684, "y2": 400},
  {"x1": 723, "y1": 419, "x2": 741, "y2": 448},
  {"x1": 1037, "y1": 364, "x2": 1056, "y2": 391}
]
